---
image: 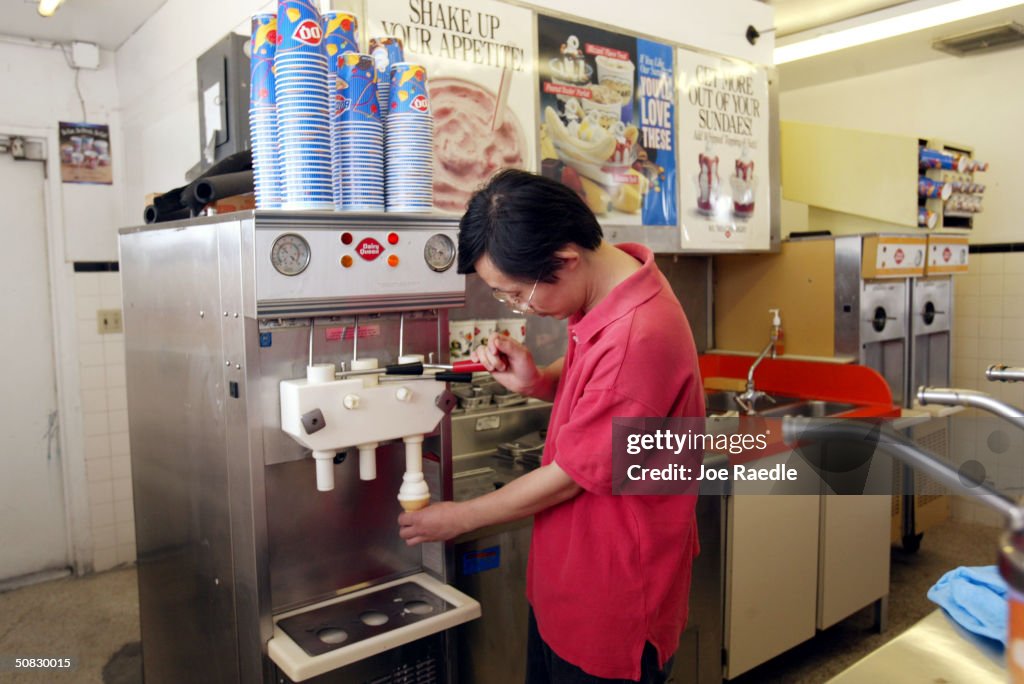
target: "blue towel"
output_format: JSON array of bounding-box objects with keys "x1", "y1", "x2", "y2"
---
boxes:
[{"x1": 927, "y1": 565, "x2": 1008, "y2": 646}]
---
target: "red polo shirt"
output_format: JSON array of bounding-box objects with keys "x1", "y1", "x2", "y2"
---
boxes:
[{"x1": 525, "y1": 243, "x2": 704, "y2": 680}]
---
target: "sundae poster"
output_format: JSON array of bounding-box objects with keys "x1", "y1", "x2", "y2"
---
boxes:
[
  {"x1": 677, "y1": 49, "x2": 769, "y2": 250},
  {"x1": 59, "y1": 122, "x2": 112, "y2": 185},
  {"x1": 538, "y1": 15, "x2": 677, "y2": 227},
  {"x1": 365, "y1": 0, "x2": 536, "y2": 214}
]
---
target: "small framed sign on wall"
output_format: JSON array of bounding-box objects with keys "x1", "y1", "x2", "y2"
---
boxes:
[{"x1": 58, "y1": 122, "x2": 113, "y2": 185}]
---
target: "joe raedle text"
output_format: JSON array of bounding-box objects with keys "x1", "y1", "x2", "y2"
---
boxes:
[{"x1": 626, "y1": 462, "x2": 798, "y2": 482}]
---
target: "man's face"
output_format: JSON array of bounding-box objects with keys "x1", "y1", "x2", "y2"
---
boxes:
[{"x1": 474, "y1": 254, "x2": 578, "y2": 320}]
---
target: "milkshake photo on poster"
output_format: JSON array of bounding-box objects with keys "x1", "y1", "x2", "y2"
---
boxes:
[
  {"x1": 366, "y1": 0, "x2": 536, "y2": 214},
  {"x1": 537, "y1": 14, "x2": 677, "y2": 227},
  {"x1": 677, "y1": 48, "x2": 769, "y2": 250}
]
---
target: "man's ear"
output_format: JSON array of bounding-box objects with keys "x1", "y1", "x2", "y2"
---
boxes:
[{"x1": 552, "y1": 246, "x2": 582, "y2": 273}]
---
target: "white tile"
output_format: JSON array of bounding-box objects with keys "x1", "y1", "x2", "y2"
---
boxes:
[
  {"x1": 111, "y1": 452, "x2": 132, "y2": 480},
  {"x1": 99, "y1": 274, "x2": 122, "y2": 297},
  {"x1": 88, "y1": 480, "x2": 114, "y2": 506},
  {"x1": 100, "y1": 294, "x2": 123, "y2": 310},
  {"x1": 106, "y1": 364, "x2": 127, "y2": 388},
  {"x1": 78, "y1": 342, "x2": 106, "y2": 368},
  {"x1": 1004, "y1": 273, "x2": 1024, "y2": 297},
  {"x1": 79, "y1": 366, "x2": 107, "y2": 391},
  {"x1": 115, "y1": 498, "x2": 135, "y2": 524},
  {"x1": 952, "y1": 334, "x2": 978, "y2": 361},
  {"x1": 110, "y1": 431, "x2": 130, "y2": 456},
  {"x1": 82, "y1": 411, "x2": 110, "y2": 438},
  {"x1": 90, "y1": 502, "x2": 115, "y2": 528},
  {"x1": 979, "y1": 318, "x2": 1003, "y2": 340},
  {"x1": 116, "y1": 543, "x2": 137, "y2": 566},
  {"x1": 1004, "y1": 296, "x2": 1024, "y2": 319},
  {"x1": 1004, "y1": 318, "x2": 1024, "y2": 342},
  {"x1": 979, "y1": 274, "x2": 1003, "y2": 297},
  {"x1": 75, "y1": 295, "x2": 101, "y2": 322},
  {"x1": 103, "y1": 339, "x2": 125, "y2": 365},
  {"x1": 953, "y1": 315, "x2": 978, "y2": 339},
  {"x1": 108, "y1": 410, "x2": 129, "y2": 434},
  {"x1": 83, "y1": 435, "x2": 111, "y2": 461},
  {"x1": 77, "y1": 319, "x2": 102, "y2": 345},
  {"x1": 978, "y1": 296, "x2": 1002, "y2": 319},
  {"x1": 80, "y1": 388, "x2": 108, "y2": 414},
  {"x1": 113, "y1": 477, "x2": 133, "y2": 501},
  {"x1": 92, "y1": 524, "x2": 117, "y2": 550},
  {"x1": 106, "y1": 387, "x2": 128, "y2": 412},
  {"x1": 955, "y1": 296, "x2": 979, "y2": 320},
  {"x1": 74, "y1": 273, "x2": 100, "y2": 297},
  {"x1": 86, "y1": 456, "x2": 112, "y2": 483},
  {"x1": 979, "y1": 254, "x2": 1005, "y2": 275},
  {"x1": 956, "y1": 274, "x2": 979, "y2": 297},
  {"x1": 116, "y1": 521, "x2": 136, "y2": 546},
  {"x1": 93, "y1": 547, "x2": 118, "y2": 572}
]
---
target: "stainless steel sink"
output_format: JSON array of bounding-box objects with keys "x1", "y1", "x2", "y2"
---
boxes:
[
  {"x1": 757, "y1": 400, "x2": 857, "y2": 418},
  {"x1": 704, "y1": 392, "x2": 804, "y2": 416}
]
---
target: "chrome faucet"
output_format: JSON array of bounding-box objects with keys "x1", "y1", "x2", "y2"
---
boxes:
[{"x1": 736, "y1": 309, "x2": 782, "y2": 415}]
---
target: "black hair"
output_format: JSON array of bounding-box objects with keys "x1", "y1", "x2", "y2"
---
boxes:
[{"x1": 457, "y1": 169, "x2": 603, "y2": 283}]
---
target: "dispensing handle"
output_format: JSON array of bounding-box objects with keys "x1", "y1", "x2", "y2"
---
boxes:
[
  {"x1": 434, "y1": 372, "x2": 473, "y2": 383},
  {"x1": 451, "y1": 360, "x2": 487, "y2": 373},
  {"x1": 385, "y1": 362, "x2": 424, "y2": 375}
]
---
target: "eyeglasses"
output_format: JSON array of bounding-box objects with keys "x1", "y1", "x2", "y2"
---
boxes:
[{"x1": 492, "y1": 278, "x2": 539, "y2": 315}]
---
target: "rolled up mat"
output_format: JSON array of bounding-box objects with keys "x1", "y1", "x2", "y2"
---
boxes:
[
  {"x1": 192, "y1": 170, "x2": 254, "y2": 206},
  {"x1": 143, "y1": 204, "x2": 191, "y2": 224}
]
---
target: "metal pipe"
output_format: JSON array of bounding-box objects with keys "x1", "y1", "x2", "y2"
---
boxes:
[
  {"x1": 782, "y1": 417, "x2": 1024, "y2": 531},
  {"x1": 917, "y1": 386, "x2": 1024, "y2": 431},
  {"x1": 987, "y1": 364, "x2": 1024, "y2": 383}
]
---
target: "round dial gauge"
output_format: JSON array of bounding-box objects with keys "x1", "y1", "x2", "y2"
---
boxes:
[
  {"x1": 270, "y1": 233, "x2": 311, "y2": 276},
  {"x1": 424, "y1": 233, "x2": 456, "y2": 272}
]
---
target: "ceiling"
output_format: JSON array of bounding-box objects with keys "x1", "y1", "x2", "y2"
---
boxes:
[
  {"x1": 771, "y1": 2, "x2": 1024, "y2": 91},
  {"x1": 768, "y1": 0, "x2": 910, "y2": 37},
  {"x1": 0, "y1": 0, "x2": 168, "y2": 50}
]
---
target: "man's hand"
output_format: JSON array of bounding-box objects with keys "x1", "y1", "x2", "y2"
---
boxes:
[
  {"x1": 471, "y1": 336, "x2": 544, "y2": 396},
  {"x1": 398, "y1": 502, "x2": 468, "y2": 546}
]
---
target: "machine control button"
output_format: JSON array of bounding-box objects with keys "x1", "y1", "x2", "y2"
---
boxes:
[
  {"x1": 396, "y1": 386, "x2": 412, "y2": 402},
  {"x1": 340, "y1": 232, "x2": 353, "y2": 245},
  {"x1": 340, "y1": 255, "x2": 353, "y2": 268},
  {"x1": 387, "y1": 232, "x2": 399, "y2": 245},
  {"x1": 301, "y1": 408, "x2": 327, "y2": 434},
  {"x1": 387, "y1": 254, "x2": 400, "y2": 267},
  {"x1": 343, "y1": 394, "x2": 361, "y2": 410}
]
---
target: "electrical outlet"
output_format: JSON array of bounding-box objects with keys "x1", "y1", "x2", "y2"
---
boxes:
[{"x1": 97, "y1": 309, "x2": 123, "y2": 334}]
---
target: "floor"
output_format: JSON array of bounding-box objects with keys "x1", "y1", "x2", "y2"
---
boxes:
[{"x1": 0, "y1": 518, "x2": 1004, "y2": 683}]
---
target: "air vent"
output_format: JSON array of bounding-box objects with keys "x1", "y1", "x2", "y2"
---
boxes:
[{"x1": 933, "y1": 22, "x2": 1024, "y2": 56}]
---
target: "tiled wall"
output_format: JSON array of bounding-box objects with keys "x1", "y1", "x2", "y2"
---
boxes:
[
  {"x1": 950, "y1": 251, "x2": 1024, "y2": 527},
  {"x1": 74, "y1": 270, "x2": 134, "y2": 572}
]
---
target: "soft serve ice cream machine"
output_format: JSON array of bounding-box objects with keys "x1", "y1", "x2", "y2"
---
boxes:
[{"x1": 120, "y1": 212, "x2": 480, "y2": 683}]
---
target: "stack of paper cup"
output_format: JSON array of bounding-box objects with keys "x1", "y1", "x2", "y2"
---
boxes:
[
  {"x1": 449, "y1": 320, "x2": 475, "y2": 361},
  {"x1": 275, "y1": 0, "x2": 333, "y2": 210},
  {"x1": 385, "y1": 62, "x2": 433, "y2": 212},
  {"x1": 322, "y1": 11, "x2": 359, "y2": 210},
  {"x1": 249, "y1": 14, "x2": 282, "y2": 209},
  {"x1": 497, "y1": 318, "x2": 527, "y2": 344},
  {"x1": 335, "y1": 53, "x2": 384, "y2": 211},
  {"x1": 369, "y1": 37, "x2": 404, "y2": 124}
]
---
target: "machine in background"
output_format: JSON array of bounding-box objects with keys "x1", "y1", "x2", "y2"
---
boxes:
[{"x1": 120, "y1": 212, "x2": 480, "y2": 684}]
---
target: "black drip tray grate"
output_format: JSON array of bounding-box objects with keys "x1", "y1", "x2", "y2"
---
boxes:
[{"x1": 277, "y1": 581, "x2": 454, "y2": 657}]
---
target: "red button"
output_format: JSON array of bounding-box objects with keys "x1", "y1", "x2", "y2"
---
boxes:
[
  {"x1": 387, "y1": 254, "x2": 400, "y2": 267},
  {"x1": 341, "y1": 232, "x2": 353, "y2": 245},
  {"x1": 387, "y1": 232, "x2": 399, "y2": 245}
]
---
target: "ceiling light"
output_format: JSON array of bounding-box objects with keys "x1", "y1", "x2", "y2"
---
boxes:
[
  {"x1": 774, "y1": 0, "x2": 1024, "y2": 64},
  {"x1": 37, "y1": 0, "x2": 65, "y2": 17}
]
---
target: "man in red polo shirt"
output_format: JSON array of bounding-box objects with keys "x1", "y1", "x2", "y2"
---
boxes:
[{"x1": 398, "y1": 169, "x2": 704, "y2": 682}]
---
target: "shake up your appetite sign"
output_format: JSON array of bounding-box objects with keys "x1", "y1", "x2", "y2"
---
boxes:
[
  {"x1": 677, "y1": 49, "x2": 769, "y2": 250},
  {"x1": 366, "y1": 0, "x2": 536, "y2": 214},
  {"x1": 537, "y1": 14, "x2": 677, "y2": 227}
]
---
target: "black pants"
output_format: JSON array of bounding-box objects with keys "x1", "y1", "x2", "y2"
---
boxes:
[{"x1": 525, "y1": 609, "x2": 674, "y2": 684}]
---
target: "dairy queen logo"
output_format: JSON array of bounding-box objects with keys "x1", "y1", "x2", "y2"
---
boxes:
[
  {"x1": 410, "y1": 94, "x2": 429, "y2": 113},
  {"x1": 894, "y1": 248, "x2": 904, "y2": 265},
  {"x1": 292, "y1": 20, "x2": 323, "y2": 46},
  {"x1": 942, "y1": 246, "x2": 952, "y2": 263},
  {"x1": 355, "y1": 238, "x2": 384, "y2": 261}
]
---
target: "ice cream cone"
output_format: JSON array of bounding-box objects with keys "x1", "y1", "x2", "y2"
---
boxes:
[{"x1": 399, "y1": 496, "x2": 431, "y2": 512}]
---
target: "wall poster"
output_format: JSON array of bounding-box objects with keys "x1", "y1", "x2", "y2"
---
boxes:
[
  {"x1": 366, "y1": 0, "x2": 536, "y2": 214},
  {"x1": 537, "y1": 14, "x2": 677, "y2": 227},
  {"x1": 677, "y1": 49, "x2": 769, "y2": 250},
  {"x1": 59, "y1": 122, "x2": 113, "y2": 185}
]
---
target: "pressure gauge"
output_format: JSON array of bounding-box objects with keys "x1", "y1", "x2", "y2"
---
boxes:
[
  {"x1": 424, "y1": 233, "x2": 456, "y2": 272},
  {"x1": 270, "y1": 233, "x2": 311, "y2": 276}
]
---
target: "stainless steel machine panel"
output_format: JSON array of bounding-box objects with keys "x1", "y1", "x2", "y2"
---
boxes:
[{"x1": 910, "y1": 276, "x2": 952, "y2": 395}]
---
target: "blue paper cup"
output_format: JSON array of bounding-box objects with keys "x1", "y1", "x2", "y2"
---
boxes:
[
  {"x1": 323, "y1": 11, "x2": 359, "y2": 73},
  {"x1": 387, "y1": 63, "x2": 430, "y2": 116},
  {"x1": 250, "y1": 14, "x2": 278, "y2": 108},
  {"x1": 277, "y1": 0, "x2": 325, "y2": 56}
]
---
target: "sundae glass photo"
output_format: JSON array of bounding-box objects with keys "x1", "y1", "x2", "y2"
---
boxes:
[
  {"x1": 730, "y1": 146, "x2": 757, "y2": 218},
  {"x1": 694, "y1": 142, "x2": 720, "y2": 215}
]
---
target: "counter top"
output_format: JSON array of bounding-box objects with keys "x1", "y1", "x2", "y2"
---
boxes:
[{"x1": 828, "y1": 610, "x2": 1004, "y2": 683}]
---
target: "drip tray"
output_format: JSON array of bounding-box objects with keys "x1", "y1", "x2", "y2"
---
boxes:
[
  {"x1": 267, "y1": 572, "x2": 481, "y2": 682},
  {"x1": 279, "y1": 581, "x2": 454, "y2": 657}
]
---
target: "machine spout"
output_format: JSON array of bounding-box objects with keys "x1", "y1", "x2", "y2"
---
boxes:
[
  {"x1": 359, "y1": 443, "x2": 379, "y2": 480},
  {"x1": 398, "y1": 434, "x2": 430, "y2": 512},
  {"x1": 313, "y1": 450, "x2": 336, "y2": 491}
]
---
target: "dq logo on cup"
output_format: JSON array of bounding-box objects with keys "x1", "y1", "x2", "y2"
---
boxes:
[
  {"x1": 277, "y1": 0, "x2": 324, "y2": 54},
  {"x1": 388, "y1": 63, "x2": 430, "y2": 115},
  {"x1": 337, "y1": 53, "x2": 379, "y2": 122}
]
